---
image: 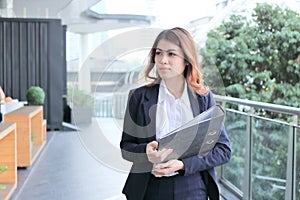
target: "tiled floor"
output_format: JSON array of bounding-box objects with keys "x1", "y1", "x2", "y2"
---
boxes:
[
  {"x1": 10, "y1": 118, "x2": 129, "y2": 200},
  {"x1": 8, "y1": 118, "x2": 238, "y2": 200}
]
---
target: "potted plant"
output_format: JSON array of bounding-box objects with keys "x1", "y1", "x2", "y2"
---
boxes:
[
  {"x1": 67, "y1": 86, "x2": 94, "y2": 124},
  {"x1": 26, "y1": 86, "x2": 45, "y2": 105}
]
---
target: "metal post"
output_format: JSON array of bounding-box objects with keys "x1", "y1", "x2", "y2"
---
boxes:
[
  {"x1": 285, "y1": 115, "x2": 297, "y2": 200},
  {"x1": 218, "y1": 101, "x2": 227, "y2": 180},
  {"x1": 242, "y1": 108, "x2": 254, "y2": 200}
]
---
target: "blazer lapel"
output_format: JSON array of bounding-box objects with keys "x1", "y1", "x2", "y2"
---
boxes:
[
  {"x1": 141, "y1": 85, "x2": 159, "y2": 139},
  {"x1": 187, "y1": 86, "x2": 200, "y2": 117}
]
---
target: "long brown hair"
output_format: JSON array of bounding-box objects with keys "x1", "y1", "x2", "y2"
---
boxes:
[{"x1": 144, "y1": 27, "x2": 209, "y2": 96}]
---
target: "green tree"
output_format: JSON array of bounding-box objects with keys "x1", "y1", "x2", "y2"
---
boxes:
[
  {"x1": 200, "y1": 3, "x2": 300, "y2": 107},
  {"x1": 200, "y1": 3, "x2": 300, "y2": 199}
]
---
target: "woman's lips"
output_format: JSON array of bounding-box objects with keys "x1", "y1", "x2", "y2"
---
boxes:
[{"x1": 159, "y1": 67, "x2": 170, "y2": 72}]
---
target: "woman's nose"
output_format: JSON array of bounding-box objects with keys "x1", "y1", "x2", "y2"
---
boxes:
[{"x1": 160, "y1": 54, "x2": 168, "y2": 64}]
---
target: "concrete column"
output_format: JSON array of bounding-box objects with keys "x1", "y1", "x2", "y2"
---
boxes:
[
  {"x1": 0, "y1": 0, "x2": 14, "y2": 17},
  {"x1": 78, "y1": 33, "x2": 91, "y2": 93}
]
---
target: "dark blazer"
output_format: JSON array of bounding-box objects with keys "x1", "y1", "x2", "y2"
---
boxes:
[{"x1": 120, "y1": 84, "x2": 231, "y2": 200}]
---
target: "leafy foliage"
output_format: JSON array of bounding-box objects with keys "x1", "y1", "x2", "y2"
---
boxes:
[
  {"x1": 67, "y1": 85, "x2": 95, "y2": 109},
  {"x1": 200, "y1": 3, "x2": 300, "y2": 107},
  {"x1": 26, "y1": 86, "x2": 45, "y2": 105}
]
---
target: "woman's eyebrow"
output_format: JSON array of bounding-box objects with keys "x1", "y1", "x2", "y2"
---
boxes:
[{"x1": 156, "y1": 47, "x2": 178, "y2": 52}]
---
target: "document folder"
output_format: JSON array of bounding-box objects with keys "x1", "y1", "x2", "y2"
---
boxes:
[{"x1": 157, "y1": 105, "x2": 225, "y2": 162}]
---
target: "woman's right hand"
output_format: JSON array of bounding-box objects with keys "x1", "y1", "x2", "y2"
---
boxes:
[{"x1": 146, "y1": 141, "x2": 173, "y2": 164}]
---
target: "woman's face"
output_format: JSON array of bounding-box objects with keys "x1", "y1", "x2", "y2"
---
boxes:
[{"x1": 154, "y1": 39, "x2": 186, "y2": 80}]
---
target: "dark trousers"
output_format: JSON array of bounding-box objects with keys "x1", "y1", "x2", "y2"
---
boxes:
[
  {"x1": 144, "y1": 175, "x2": 174, "y2": 200},
  {"x1": 144, "y1": 173, "x2": 207, "y2": 200}
]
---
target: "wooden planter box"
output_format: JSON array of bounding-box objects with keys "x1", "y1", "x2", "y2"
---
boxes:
[
  {"x1": 0, "y1": 123, "x2": 17, "y2": 200},
  {"x1": 4, "y1": 106, "x2": 46, "y2": 167},
  {"x1": 0, "y1": 101, "x2": 25, "y2": 115}
]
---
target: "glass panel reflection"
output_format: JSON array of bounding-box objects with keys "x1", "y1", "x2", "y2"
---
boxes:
[
  {"x1": 223, "y1": 109, "x2": 248, "y2": 191},
  {"x1": 251, "y1": 117, "x2": 289, "y2": 200}
]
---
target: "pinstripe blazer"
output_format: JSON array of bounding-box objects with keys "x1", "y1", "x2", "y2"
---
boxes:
[{"x1": 120, "y1": 84, "x2": 231, "y2": 200}]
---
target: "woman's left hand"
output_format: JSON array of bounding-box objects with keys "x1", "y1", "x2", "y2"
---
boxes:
[{"x1": 152, "y1": 159, "x2": 184, "y2": 177}]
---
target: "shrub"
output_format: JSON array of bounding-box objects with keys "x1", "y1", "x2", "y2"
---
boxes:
[{"x1": 26, "y1": 86, "x2": 45, "y2": 105}]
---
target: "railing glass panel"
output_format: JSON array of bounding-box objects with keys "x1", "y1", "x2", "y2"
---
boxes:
[
  {"x1": 222, "y1": 109, "x2": 247, "y2": 192},
  {"x1": 251, "y1": 116, "x2": 289, "y2": 199},
  {"x1": 94, "y1": 98, "x2": 113, "y2": 117}
]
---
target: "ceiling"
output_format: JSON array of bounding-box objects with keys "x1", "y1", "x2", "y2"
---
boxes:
[{"x1": 11, "y1": 0, "x2": 153, "y2": 33}]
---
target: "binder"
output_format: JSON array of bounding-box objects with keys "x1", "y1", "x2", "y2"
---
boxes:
[{"x1": 157, "y1": 105, "x2": 225, "y2": 162}]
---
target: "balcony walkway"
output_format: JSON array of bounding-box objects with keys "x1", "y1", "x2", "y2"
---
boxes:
[
  {"x1": 9, "y1": 118, "x2": 236, "y2": 200},
  {"x1": 10, "y1": 118, "x2": 128, "y2": 200}
]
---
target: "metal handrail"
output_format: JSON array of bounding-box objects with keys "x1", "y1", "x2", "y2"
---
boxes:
[{"x1": 214, "y1": 94, "x2": 300, "y2": 116}]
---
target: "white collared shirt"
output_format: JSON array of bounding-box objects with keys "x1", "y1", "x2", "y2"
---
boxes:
[
  {"x1": 156, "y1": 80, "x2": 194, "y2": 140},
  {"x1": 154, "y1": 80, "x2": 194, "y2": 177}
]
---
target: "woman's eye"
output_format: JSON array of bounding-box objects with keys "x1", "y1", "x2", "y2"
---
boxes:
[
  {"x1": 168, "y1": 52, "x2": 176, "y2": 56},
  {"x1": 155, "y1": 51, "x2": 161, "y2": 55}
]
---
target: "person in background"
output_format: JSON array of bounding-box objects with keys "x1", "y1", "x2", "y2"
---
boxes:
[
  {"x1": 120, "y1": 27, "x2": 231, "y2": 200},
  {"x1": 0, "y1": 86, "x2": 5, "y2": 102},
  {"x1": 0, "y1": 86, "x2": 5, "y2": 122}
]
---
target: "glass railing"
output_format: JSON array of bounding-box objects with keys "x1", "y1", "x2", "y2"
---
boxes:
[
  {"x1": 222, "y1": 109, "x2": 247, "y2": 194},
  {"x1": 251, "y1": 116, "x2": 289, "y2": 199},
  {"x1": 215, "y1": 96, "x2": 300, "y2": 200},
  {"x1": 94, "y1": 93, "x2": 127, "y2": 118},
  {"x1": 94, "y1": 97, "x2": 113, "y2": 117}
]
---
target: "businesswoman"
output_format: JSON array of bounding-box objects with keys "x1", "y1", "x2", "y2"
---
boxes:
[{"x1": 120, "y1": 27, "x2": 231, "y2": 200}]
